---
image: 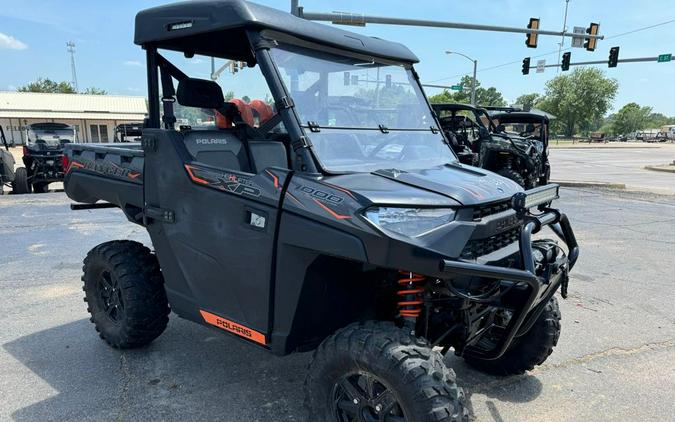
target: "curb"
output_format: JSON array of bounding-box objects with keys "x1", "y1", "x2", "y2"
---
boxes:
[
  {"x1": 552, "y1": 180, "x2": 626, "y2": 189},
  {"x1": 644, "y1": 165, "x2": 675, "y2": 174},
  {"x1": 550, "y1": 146, "x2": 661, "y2": 150}
]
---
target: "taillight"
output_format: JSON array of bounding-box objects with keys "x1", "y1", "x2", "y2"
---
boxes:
[{"x1": 62, "y1": 154, "x2": 70, "y2": 171}]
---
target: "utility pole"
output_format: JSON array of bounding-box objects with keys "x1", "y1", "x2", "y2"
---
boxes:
[
  {"x1": 557, "y1": 0, "x2": 571, "y2": 73},
  {"x1": 66, "y1": 41, "x2": 79, "y2": 92}
]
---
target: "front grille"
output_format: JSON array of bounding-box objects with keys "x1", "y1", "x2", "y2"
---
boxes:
[
  {"x1": 472, "y1": 200, "x2": 511, "y2": 220},
  {"x1": 461, "y1": 227, "x2": 520, "y2": 259}
]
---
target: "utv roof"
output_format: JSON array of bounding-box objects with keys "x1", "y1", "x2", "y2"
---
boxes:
[
  {"x1": 134, "y1": 0, "x2": 419, "y2": 63},
  {"x1": 490, "y1": 111, "x2": 551, "y2": 123},
  {"x1": 431, "y1": 103, "x2": 480, "y2": 112},
  {"x1": 28, "y1": 123, "x2": 74, "y2": 130}
]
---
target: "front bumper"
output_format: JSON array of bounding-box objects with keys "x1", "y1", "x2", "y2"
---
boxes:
[{"x1": 441, "y1": 193, "x2": 579, "y2": 360}]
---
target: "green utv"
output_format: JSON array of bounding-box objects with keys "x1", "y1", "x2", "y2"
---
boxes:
[
  {"x1": 433, "y1": 104, "x2": 551, "y2": 189},
  {"x1": 63, "y1": 1, "x2": 579, "y2": 420}
]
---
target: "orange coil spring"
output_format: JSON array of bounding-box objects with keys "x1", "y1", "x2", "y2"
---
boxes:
[{"x1": 397, "y1": 271, "x2": 425, "y2": 318}]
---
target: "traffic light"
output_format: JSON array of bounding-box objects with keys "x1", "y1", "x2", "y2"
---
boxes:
[
  {"x1": 561, "y1": 52, "x2": 571, "y2": 71},
  {"x1": 522, "y1": 57, "x2": 531, "y2": 75},
  {"x1": 526, "y1": 18, "x2": 540, "y2": 48},
  {"x1": 608, "y1": 46, "x2": 620, "y2": 68},
  {"x1": 584, "y1": 22, "x2": 600, "y2": 51}
]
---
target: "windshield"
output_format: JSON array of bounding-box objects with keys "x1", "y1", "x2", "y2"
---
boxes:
[
  {"x1": 27, "y1": 128, "x2": 75, "y2": 145},
  {"x1": 270, "y1": 44, "x2": 456, "y2": 173}
]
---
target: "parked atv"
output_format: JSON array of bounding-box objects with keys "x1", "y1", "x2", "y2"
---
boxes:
[
  {"x1": 22, "y1": 123, "x2": 74, "y2": 193},
  {"x1": 433, "y1": 104, "x2": 550, "y2": 188},
  {"x1": 486, "y1": 107, "x2": 552, "y2": 188},
  {"x1": 63, "y1": 2, "x2": 579, "y2": 420},
  {"x1": 0, "y1": 126, "x2": 30, "y2": 195}
]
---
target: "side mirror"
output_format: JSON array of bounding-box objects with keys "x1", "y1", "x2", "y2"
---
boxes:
[{"x1": 496, "y1": 124, "x2": 506, "y2": 133}]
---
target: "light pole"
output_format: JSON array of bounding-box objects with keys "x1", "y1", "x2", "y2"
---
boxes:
[{"x1": 445, "y1": 51, "x2": 477, "y2": 105}]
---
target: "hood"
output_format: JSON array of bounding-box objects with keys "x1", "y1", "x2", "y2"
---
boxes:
[{"x1": 326, "y1": 163, "x2": 522, "y2": 207}]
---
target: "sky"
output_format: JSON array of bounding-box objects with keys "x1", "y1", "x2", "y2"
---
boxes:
[{"x1": 1, "y1": 0, "x2": 674, "y2": 115}]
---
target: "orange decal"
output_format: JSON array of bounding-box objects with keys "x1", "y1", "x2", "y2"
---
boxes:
[
  {"x1": 265, "y1": 169, "x2": 279, "y2": 189},
  {"x1": 128, "y1": 172, "x2": 141, "y2": 179},
  {"x1": 313, "y1": 199, "x2": 351, "y2": 220},
  {"x1": 184, "y1": 164, "x2": 209, "y2": 185},
  {"x1": 67, "y1": 161, "x2": 85, "y2": 173},
  {"x1": 322, "y1": 182, "x2": 356, "y2": 200},
  {"x1": 199, "y1": 310, "x2": 267, "y2": 345}
]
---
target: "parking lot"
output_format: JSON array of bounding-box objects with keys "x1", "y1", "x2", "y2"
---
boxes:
[{"x1": 1, "y1": 186, "x2": 674, "y2": 421}]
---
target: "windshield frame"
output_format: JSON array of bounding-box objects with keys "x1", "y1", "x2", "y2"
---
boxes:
[{"x1": 266, "y1": 35, "x2": 456, "y2": 174}]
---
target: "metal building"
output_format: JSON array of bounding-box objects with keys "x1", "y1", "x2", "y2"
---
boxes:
[{"x1": 0, "y1": 91, "x2": 147, "y2": 144}]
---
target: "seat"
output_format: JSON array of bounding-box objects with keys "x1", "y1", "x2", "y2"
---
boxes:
[
  {"x1": 248, "y1": 140, "x2": 289, "y2": 172},
  {"x1": 182, "y1": 130, "x2": 251, "y2": 172}
]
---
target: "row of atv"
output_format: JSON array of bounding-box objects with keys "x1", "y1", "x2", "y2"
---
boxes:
[
  {"x1": 0, "y1": 123, "x2": 72, "y2": 195},
  {"x1": 433, "y1": 104, "x2": 551, "y2": 189}
]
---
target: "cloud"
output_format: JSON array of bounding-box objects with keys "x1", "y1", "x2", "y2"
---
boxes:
[
  {"x1": 123, "y1": 60, "x2": 142, "y2": 67},
  {"x1": 0, "y1": 32, "x2": 28, "y2": 50}
]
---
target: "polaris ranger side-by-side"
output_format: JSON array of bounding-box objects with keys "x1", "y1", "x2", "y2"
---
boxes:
[
  {"x1": 0, "y1": 126, "x2": 30, "y2": 195},
  {"x1": 64, "y1": 2, "x2": 579, "y2": 420},
  {"x1": 23, "y1": 123, "x2": 75, "y2": 193}
]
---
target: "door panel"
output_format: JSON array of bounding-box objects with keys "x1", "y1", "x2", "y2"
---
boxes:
[{"x1": 142, "y1": 129, "x2": 289, "y2": 336}]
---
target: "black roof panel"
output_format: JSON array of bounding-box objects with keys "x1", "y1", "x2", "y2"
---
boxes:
[{"x1": 134, "y1": 0, "x2": 418, "y2": 63}]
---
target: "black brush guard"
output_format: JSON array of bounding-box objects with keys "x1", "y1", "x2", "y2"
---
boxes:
[{"x1": 441, "y1": 207, "x2": 579, "y2": 360}]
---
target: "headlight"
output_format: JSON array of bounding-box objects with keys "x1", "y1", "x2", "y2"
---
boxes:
[{"x1": 364, "y1": 207, "x2": 456, "y2": 237}]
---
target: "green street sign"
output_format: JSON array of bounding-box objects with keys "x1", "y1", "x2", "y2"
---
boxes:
[
  {"x1": 657, "y1": 54, "x2": 672, "y2": 63},
  {"x1": 451, "y1": 84, "x2": 463, "y2": 91}
]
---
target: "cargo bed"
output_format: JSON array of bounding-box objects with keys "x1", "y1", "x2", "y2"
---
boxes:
[{"x1": 64, "y1": 143, "x2": 145, "y2": 224}]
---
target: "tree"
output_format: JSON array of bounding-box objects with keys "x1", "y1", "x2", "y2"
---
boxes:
[
  {"x1": 17, "y1": 78, "x2": 108, "y2": 95},
  {"x1": 17, "y1": 78, "x2": 76, "y2": 94},
  {"x1": 610, "y1": 103, "x2": 652, "y2": 135},
  {"x1": 537, "y1": 68, "x2": 618, "y2": 137},
  {"x1": 514, "y1": 93, "x2": 541, "y2": 111},
  {"x1": 428, "y1": 75, "x2": 506, "y2": 107},
  {"x1": 82, "y1": 87, "x2": 107, "y2": 95}
]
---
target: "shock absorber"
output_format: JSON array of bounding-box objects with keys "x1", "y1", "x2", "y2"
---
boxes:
[{"x1": 397, "y1": 271, "x2": 425, "y2": 320}]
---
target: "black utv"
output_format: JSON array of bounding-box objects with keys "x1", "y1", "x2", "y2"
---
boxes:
[
  {"x1": 433, "y1": 104, "x2": 550, "y2": 189},
  {"x1": 0, "y1": 126, "x2": 30, "y2": 195},
  {"x1": 63, "y1": 1, "x2": 579, "y2": 420},
  {"x1": 487, "y1": 107, "x2": 552, "y2": 187},
  {"x1": 22, "y1": 122, "x2": 75, "y2": 193}
]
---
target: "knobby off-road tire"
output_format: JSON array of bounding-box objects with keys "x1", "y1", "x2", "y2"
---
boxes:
[
  {"x1": 32, "y1": 182, "x2": 49, "y2": 193},
  {"x1": 83, "y1": 240, "x2": 170, "y2": 348},
  {"x1": 496, "y1": 167, "x2": 527, "y2": 189},
  {"x1": 305, "y1": 321, "x2": 468, "y2": 422},
  {"x1": 11, "y1": 167, "x2": 30, "y2": 194},
  {"x1": 465, "y1": 297, "x2": 561, "y2": 376}
]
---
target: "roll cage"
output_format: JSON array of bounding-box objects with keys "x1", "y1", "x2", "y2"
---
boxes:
[{"x1": 136, "y1": 0, "x2": 449, "y2": 176}]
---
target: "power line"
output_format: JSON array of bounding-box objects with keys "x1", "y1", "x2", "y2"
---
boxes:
[{"x1": 427, "y1": 17, "x2": 675, "y2": 84}]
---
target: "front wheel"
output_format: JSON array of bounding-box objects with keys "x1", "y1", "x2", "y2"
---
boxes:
[
  {"x1": 465, "y1": 297, "x2": 561, "y2": 376},
  {"x1": 32, "y1": 182, "x2": 49, "y2": 193},
  {"x1": 496, "y1": 167, "x2": 526, "y2": 189},
  {"x1": 305, "y1": 321, "x2": 468, "y2": 422},
  {"x1": 11, "y1": 167, "x2": 30, "y2": 194}
]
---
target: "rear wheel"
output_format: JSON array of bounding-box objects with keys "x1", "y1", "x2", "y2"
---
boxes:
[
  {"x1": 465, "y1": 297, "x2": 561, "y2": 376},
  {"x1": 496, "y1": 167, "x2": 526, "y2": 189},
  {"x1": 11, "y1": 167, "x2": 30, "y2": 194},
  {"x1": 32, "y1": 182, "x2": 49, "y2": 193},
  {"x1": 83, "y1": 240, "x2": 170, "y2": 348},
  {"x1": 305, "y1": 321, "x2": 468, "y2": 422}
]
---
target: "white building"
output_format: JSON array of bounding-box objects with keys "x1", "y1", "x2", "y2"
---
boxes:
[{"x1": 0, "y1": 91, "x2": 147, "y2": 144}]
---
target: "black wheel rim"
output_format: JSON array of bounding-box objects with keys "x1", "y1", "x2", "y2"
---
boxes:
[
  {"x1": 98, "y1": 270, "x2": 125, "y2": 323},
  {"x1": 331, "y1": 372, "x2": 406, "y2": 422}
]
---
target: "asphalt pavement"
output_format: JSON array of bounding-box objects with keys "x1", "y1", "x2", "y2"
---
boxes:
[
  {"x1": 1, "y1": 189, "x2": 674, "y2": 421},
  {"x1": 550, "y1": 143, "x2": 675, "y2": 195}
]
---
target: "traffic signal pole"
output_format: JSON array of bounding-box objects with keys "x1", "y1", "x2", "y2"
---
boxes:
[
  {"x1": 526, "y1": 54, "x2": 674, "y2": 71},
  {"x1": 295, "y1": 9, "x2": 605, "y2": 41}
]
